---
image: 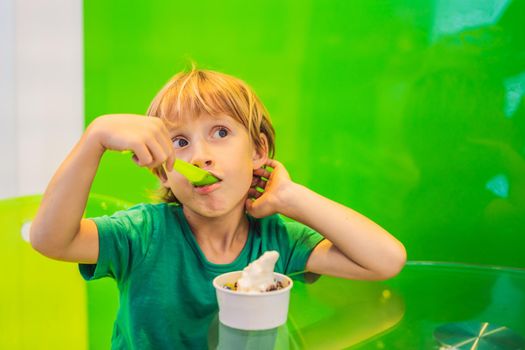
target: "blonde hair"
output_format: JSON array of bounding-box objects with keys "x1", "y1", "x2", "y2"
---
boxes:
[{"x1": 146, "y1": 67, "x2": 276, "y2": 203}]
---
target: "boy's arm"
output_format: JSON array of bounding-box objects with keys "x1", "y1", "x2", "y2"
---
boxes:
[
  {"x1": 285, "y1": 185, "x2": 406, "y2": 280},
  {"x1": 246, "y1": 160, "x2": 406, "y2": 280},
  {"x1": 29, "y1": 129, "x2": 104, "y2": 264},
  {"x1": 30, "y1": 115, "x2": 174, "y2": 264}
]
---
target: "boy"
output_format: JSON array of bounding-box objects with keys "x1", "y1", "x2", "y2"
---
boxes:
[{"x1": 30, "y1": 68, "x2": 406, "y2": 349}]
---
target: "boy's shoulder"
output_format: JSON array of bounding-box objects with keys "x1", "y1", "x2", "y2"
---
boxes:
[
  {"x1": 107, "y1": 202, "x2": 178, "y2": 224},
  {"x1": 251, "y1": 214, "x2": 304, "y2": 235},
  {"x1": 122, "y1": 201, "x2": 178, "y2": 212}
]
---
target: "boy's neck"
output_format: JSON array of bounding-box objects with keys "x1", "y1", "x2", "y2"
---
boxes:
[{"x1": 182, "y1": 206, "x2": 249, "y2": 264}]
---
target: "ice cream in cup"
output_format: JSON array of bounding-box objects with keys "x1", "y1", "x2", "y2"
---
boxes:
[{"x1": 212, "y1": 251, "x2": 293, "y2": 330}]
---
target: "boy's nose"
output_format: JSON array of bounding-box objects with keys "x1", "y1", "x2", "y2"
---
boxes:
[
  {"x1": 192, "y1": 159, "x2": 213, "y2": 168},
  {"x1": 190, "y1": 143, "x2": 214, "y2": 169},
  {"x1": 191, "y1": 146, "x2": 213, "y2": 168}
]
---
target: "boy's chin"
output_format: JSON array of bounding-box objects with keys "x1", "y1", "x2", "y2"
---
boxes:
[{"x1": 184, "y1": 201, "x2": 242, "y2": 219}]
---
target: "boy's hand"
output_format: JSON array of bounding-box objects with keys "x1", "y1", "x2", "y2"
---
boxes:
[
  {"x1": 245, "y1": 159, "x2": 294, "y2": 218},
  {"x1": 87, "y1": 114, "x2": 175, "y2": 169}
]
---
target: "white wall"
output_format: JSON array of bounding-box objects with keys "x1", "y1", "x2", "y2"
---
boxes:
[
  {"x1": 0, "y1": 0, "x2": 16, "y2": 199},
  {"x1": 0, "y1": 0, "x2": 83, "y2": 199}
]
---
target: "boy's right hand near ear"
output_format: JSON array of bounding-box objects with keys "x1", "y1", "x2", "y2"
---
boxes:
[{"x1": 30, "y1": 114, "x2": 174, "y2": 264}]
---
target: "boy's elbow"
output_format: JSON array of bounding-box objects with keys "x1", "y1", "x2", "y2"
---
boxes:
[
  {"x1": 378, "y1": 244, "x2": 407, "y2": 280},
  {"x1": 385, "y1": 243, "x2": 407, "y2": 279},
  {"x1": 31, "y1": 240, "x2": 64, "y2": 261},
  {"x1": 29, "y1": 226, "x2": 61, "y2": 259},
  {"x1": 29, "y1": 228, "x2": 48, "y2": 255}
]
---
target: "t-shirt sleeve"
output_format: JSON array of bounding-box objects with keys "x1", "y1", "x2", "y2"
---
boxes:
[
  {"x1": 78, "y1": 204, "x2": 155, "y2": 283},
  {"x1": 275, "y1": 218, "x2": 325, "y2": 275}
]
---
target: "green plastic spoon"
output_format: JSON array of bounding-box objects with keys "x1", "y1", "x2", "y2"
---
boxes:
[
  {"x1": 172, "y1": 159, "x2": 220, "y2": 187},
  {"x1": 121, "y1": 151, "x2": 219, "y2": 186}
]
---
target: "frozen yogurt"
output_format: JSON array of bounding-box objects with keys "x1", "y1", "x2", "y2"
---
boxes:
[{"x1": 224, "y1": 251, "x2": 283, "y2": 293}]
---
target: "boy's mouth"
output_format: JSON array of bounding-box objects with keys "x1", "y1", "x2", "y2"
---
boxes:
[
  {"x1": 193, "y1": 180, "x2": 222, "y2": 194},
  {"x1": 193, "y1": 179, "x2": 221, "y2": 188},
  {"x1": 193, "y1": 172, "x2": 222, "y2": 189}
]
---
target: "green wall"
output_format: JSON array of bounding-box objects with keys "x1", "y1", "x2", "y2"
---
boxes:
[{"x1": 84, "y1": 0, "x2": 525, "y2": 268}]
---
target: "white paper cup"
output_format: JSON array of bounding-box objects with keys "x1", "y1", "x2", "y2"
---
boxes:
[{"x1": 213, "y1": 271, "x2": 293, "y2": 331}]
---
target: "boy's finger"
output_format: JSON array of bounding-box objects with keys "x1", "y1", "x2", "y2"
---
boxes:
[
  {"x1": 165, "y1": 152, "x2": 175, "y2": 172},
  {"x1": 157, "y1": 131, "x2": 175, "y2": 171},
  {"x1": 155, "y1": 131, "x2": 175, "y2": 170},
  {"x1": 146, "y1": 140, "x2": 168, "y2": 168},
  {"x1": 248, "y1": 188, "x2": 262, "y2": 198},
  {"x1": 265, "y1": 159, "x2": 279, "y2": 169},
  {"x1": 245, "y1": 199, "x2": 257, "y2": 216},
  {"x1": 155, "y1": 130, "x2": 173, "y2": 157},
  {"x1": 253, "y1": 168, "x2": 272, "y2": 178},
  {"x1": 132, "y1": 143, "x2": 153, "y2": 167},
  {"x1": 256, "y1": 179, "x2": 266, "y2": 189}
]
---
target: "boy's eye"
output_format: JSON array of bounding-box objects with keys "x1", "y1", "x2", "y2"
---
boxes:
[
  {"x1": 173, "y1": 138, "x2": 189, "y2": 148},
  {"x1": 213, "y1": 128, "x2": 229, "y2": 139}
]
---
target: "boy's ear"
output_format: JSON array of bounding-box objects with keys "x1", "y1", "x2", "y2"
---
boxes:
[
  {"x1": 152, "y1": 167, "x2": 170, "y2": 188},
  {"x1": 252, "y1": 133, "x2": 269, "y2": 169}
]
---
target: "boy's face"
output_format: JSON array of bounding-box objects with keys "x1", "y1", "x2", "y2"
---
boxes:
[{"x1": 161, "y1": 113, "x2": 267, "y2": 218}]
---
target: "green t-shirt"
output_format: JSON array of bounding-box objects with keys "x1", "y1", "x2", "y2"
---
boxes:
[{"x1": 79, "y1": 203, "x2": 324, "y2": 349}]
